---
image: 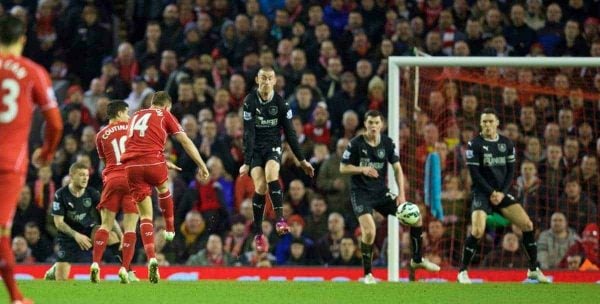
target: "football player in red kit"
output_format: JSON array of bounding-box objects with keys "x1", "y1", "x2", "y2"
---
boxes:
[
  {"x1": 121, "y1": 91, "x2": 209, "y2": 283},
  {"x1": 0, "y1": 15, "x2": 63, "y2": 304},
  {"x1": 90, "y1": 100, "x2": 139, "y2": 284}
]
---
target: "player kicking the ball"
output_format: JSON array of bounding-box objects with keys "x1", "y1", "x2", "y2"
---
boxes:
[
  {"x1": 121, "y1": 92, "x2": 209, "y2": 283},
  {"x1": 240, "y1": 67, "x2": 314, "y2": 253},
  {"x1": 458, "y1": 108, "x2": 548, "y2": 284},
  {"x1": 340, "y1": 110, "x2": 439, "y2": 284},
  {"x1": 89, "y1": 100, "x2": 139, "y2": 284}
]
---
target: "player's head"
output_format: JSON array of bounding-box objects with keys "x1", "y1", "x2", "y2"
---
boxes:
[
  {"x1": 68, "y1": 162, "x2": 89, "y2": 189},
  {"x1": 0, "y1": 15, "x2": 26, "y2": 50},
  {"x1": 364, "y1": 110, "x2": 383, "y2": 136},
  {"x1": 480, "y1": 107, "x2": 500, "y2": 138},
  {"x1": 107, "y1": 100, "x2": 129, "y2": 122},
  {"x1": 151, "y1": 91, "x2": 172, "y2": 110},
  {"x1": 255, "y1": 67, "x2": 276, "y2": 94}
]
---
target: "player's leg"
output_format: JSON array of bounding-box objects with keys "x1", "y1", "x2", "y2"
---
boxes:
[
  {"x1": 357, "y1": 213, "x2": 377, "y2": 282},
  {"x1": 119, "y1": 212, "x2": 139, "y2": 284},
  {"x1": 458, "y1": 207, "x2": 487, "y2": 284},
  {"x1": 156, "y1": 179, "x2": 175, "y2": 239},
  {"x1": 126, "y1": 165, "x2": 156, "y2": 262},
  {"x1": 90, "y1": 208, "x2": 115, "y2": 283},
  {"x1": 54, "y1": 262, "x2": 71, "y2": 281},
  {"x1": 265, "y1": 159, "x2": 288, "y2": 235},
  {"x1": 375, "y1": 194, "x2": 439, "y2": 271},
  {"x1": 0, "y1": 173, "x2": 27, "y2": 302},
  {"x1": 250, "y1": 165, "x2": 269, "y2": 252},
  {"x1": 500, "y1": 203, "x2": 550, "y2": 283}
]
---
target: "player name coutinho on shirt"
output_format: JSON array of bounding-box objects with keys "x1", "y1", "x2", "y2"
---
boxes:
[
  {"x1": 0, "y1": 58, "x2": 27, "y2": 79},
  {"x1": 101, "y1": 124, "x2": 128, "y2": 139}
]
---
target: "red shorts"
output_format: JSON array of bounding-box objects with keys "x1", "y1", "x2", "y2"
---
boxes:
[
  {"x1": 125, "y1": 161, "x2": 168, "y2": 202},
  {"x1": 97, "y1": 175, "x2": 138, "y2": 214},
  {"x1": 0, "y1": 171, "x2": 26, "y2": 226}
]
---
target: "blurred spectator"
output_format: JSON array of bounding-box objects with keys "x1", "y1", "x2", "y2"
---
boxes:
[
  {"x1": 569, "y1": 155, "x2": 600, "y2": 204},
  {"x1": 537, "y1": 212, "x2": 579, "y2": 269},
  {"x1": 537, "y1": 3, "x2": 563, "y2": 56},
  {"x1": 330, "y1": 236, "x2": 361, "y2": 266},
  {"x1": 82, "y1": 78, "x2": 105, "y2": 117},
  {"x1": 12, "y1": 185, "x2": 45, "y2": 237},
  {"x1": 12, "y1": 236, "x2": 35, "y2": 264},
  {"x1": 504, "y1": 4, "x2": 537, "y2": 56},
  {"x1": 167, "y1": 211, "x2": 209, "y2": 264},
  {"x1": 134, "y1": 21, "x2": 167, "y2": 68},
  {"x1": 316, "y1": 212, "x2": 350, "y2": 264},
  {"x1": 481, "y1": 232, "x2": 528, "y2": 268},
  {"x1": 186, "y1": 234, "x2": 233, "y2": 266},
  {"x1": 303, "y1": 195, "x2": 330, "y2": 242},
  {"x1": 304, "y1": 103, "x2": 331, "y2": 146},
  {"x1": 125, "y1": 76, "x2": 154, "y2": 114},
  {"x1": 179, "y1": 169, "x2": 229, "y2": 235},
  {"x1": 23, "y1": 222, "x2": 53, "y2": 263},
  {"x1": 275, "y1": 214, "x2": 317, "y2": 265},
  {"x1": 223, "y1": 215, "x2": 252, "y2": 264},
  {"x1": 559, "y1": 176, "x2": 598, "y2": 233},
  {"x1": 559, "y1": 223, "x2": 599, "y2": 270},
  {"x1": 554, "y1": 20, "x2": 588, "y2": 57},
  {"x1": 285, "y1": 179, "x2": 313, "y2": 216},
  {"x1": 316, "y1": 138, "x2": 350, "y2": 213}
]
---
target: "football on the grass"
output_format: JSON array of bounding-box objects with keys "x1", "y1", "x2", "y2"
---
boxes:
[{"x1": 396, "y1": 202, "x2": 420, "y2": 226}]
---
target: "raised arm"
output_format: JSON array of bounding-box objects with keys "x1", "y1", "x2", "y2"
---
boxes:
[
  {"x1": 242, "y1": 97, "x2": 256, "y2": 166},
  {"x1": 174, "y1": 132, "x2": 208, "y2": 180}
]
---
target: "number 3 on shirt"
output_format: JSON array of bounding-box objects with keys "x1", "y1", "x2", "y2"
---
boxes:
[
  {"x1": 0, "y1": 79, "x2": 20, "y2": 123},
  {"x1": 111, "y1": 135, "x2": 127, "y2": 165},
  {"x1": 128, "y1": 113, "x2": 151, "y2": 138}
]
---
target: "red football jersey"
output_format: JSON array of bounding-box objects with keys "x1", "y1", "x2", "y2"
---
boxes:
[
  {"x1": 0, "y1": 54, "x2": 58, "y2": 173},
  {"x1": 96, "y1": 121, "x2": 129, "y2": 181},
  {"x1": 122, "y1": 108, "x2": 183, "y2": 163}
]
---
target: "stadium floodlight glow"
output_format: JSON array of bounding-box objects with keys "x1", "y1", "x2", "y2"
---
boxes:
[{"x1": 386, "y1": 56, "x2": 600, "y2": 282}]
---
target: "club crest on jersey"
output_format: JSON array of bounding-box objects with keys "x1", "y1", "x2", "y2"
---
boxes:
[
  {"x1": 377, "y1": 149, "x2": 385, "y2": 159},
  {"x1": 269, "y1": 106, "x2": 278, "y2": 115},
  {"x1": 83, "y1": 198, "x2": 92, "y2": 208},
  {"x1": 498, "y1": 143, "x2": 507, "y2": 152}
]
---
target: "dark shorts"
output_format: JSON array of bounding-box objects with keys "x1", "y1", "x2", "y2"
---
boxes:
[
  {"x1": 250, "y1": 146, "x2": 282, "y2": 169},
  {"x1": 56, "y1": 237, "x2": 92, "y2": 263},
  {"x1": 350, "y1": 189, "x2": 397, "y2": 217},
  {"x1": 471, "y1": 191, "x2": 518, "y2": 214}
]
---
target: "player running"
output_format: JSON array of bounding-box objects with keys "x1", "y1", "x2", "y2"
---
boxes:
[
  {"x1": 458, "y1": 108, "x2": 549, "y2": 283},
  {"x1": 239, "y1": 67, "x2": 314, "y2": 253},
  {"x1": 0, "y1": 15, "x2": 63, "y2": 304},
  {"x1": 89, "y1": 100, "x2": 140, "y2": 284},
  {"x1": 121, "y1": 91, "x2": 209, "y2": 283},
  {"x1": 340, "y1": 110, "x2": 440, "y2": 284}
]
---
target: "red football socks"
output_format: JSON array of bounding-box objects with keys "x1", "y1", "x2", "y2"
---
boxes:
[
  {"x1": 139, "y1": 219, "x2": 156, "y2": 259},
  {"x1": 0, "y1": 236, "x2": 24, "y2": 301},
  {"x1": 159, "y1": 191, "x2": 175, "y2": 233},
  {"x1": 92, "y1": 228, "x2": 109, "y2": 264},
  {"x1": 121, "y1": 232, "x2": 137, "y2": 269}
]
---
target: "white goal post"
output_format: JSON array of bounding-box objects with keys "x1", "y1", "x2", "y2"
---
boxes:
[{"x1": 385, "y1": 56, "x2": 600, "y2": 282}]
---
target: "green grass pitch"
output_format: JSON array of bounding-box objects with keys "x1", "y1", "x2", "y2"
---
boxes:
[{"x1": 3, "y1": 281, "x2": 599, "y2": 304}]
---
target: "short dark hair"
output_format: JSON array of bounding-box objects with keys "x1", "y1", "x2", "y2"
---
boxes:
[
  {"x1": 0, "y1": 15, "x2": 25, "y2": 45},
  {"x1": 364, "y1": 110, "x2": 382, "y2": 120},
  {"x1": 69, "y1": 162, "x2": 89, "y2": 174},
  {"x1": 481, "y1": 107, "x2": 498, "y2": 118},
  {"x1": 151, "y1": 91, "x2": 172, "y2": 107},
  {"x1": 107, "y1": 100, "x2": 128, "y2": 119}
]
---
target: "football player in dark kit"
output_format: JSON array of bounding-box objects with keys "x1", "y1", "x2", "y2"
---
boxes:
[
  {"x1": 44, "y1": 162, "x2": 119, "y2": 280},
  {"x1": 340, "y1": 110, "x2": 440, "y2": 284},
  {"x1": 240, "y1": 67, "x2": 314, "y2": 253},
  {"x1": 458, "y1": 108, "x2": 549, "y2": 283}
]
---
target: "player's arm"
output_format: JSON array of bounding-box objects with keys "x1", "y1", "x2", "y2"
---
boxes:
[
  {"x1": 31, "y1": 65, "x2": 63, "y2": 167},
  {"x1": 174, "y1": 132, "x2": 208, "y2": 177},
  {"x1": 465, "y1": 141, "x2": 495, "y2": 196},
  {"x1": 339, "y1": 141, "x2": 377, "y2": 177},
  {"x1": 280, "y1": 100, "x2": 314, "y2": 177},
  {"x1": 500, "y1": 141, "x2": 516, "y2": 194},
  {"x1": 242, "y1": 96, "x2": 256, "y2": 166},
  {"x1": 280, "y1": 101, "x2": 305, "y2": 162},
  {"x1": 392, "y1": 162, "x2": 406, "y2": 203},
  {"x1": 388, "y1": 138, "x2": 406, "y2": 203}
]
